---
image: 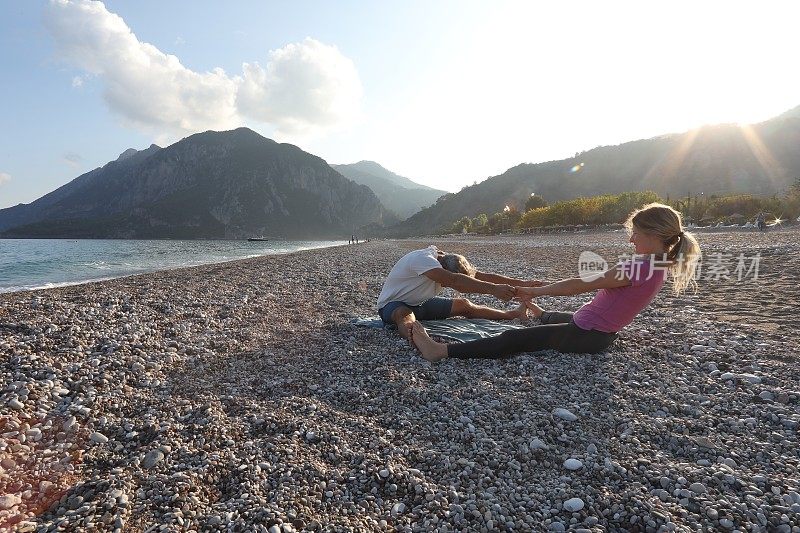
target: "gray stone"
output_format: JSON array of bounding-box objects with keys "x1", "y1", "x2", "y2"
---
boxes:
[
  {"x1": 530, "y1": 438, "x2": 549, "y2": 450},
  {"x1": 689, "y1": 482, "x2": 707, "y2": 494},
  {"x1": 563, "y1": 497, "x2": 585, "y2": 512},
  {"x1": 552, "y1": 408, "x2": 578, "y2": 422},
  {"x1": 7, "y1": 398, "x2": 24, "y2": 410},
  {"x1": 0, "y1": 495, "x2": 20, "y2": 510},
  {"x1": 653, "y1": 489, "x2": 669, "y2": 502},
  {"x1": 739, "y1": 373, "x2": 761, "y2": 384},
  {"x1": 142, "y1": 449, "x2": 165, "y2": 469},
  {"x1": 89, "y1": 432, "x2": 108, "y2": 444},
  {"x1": 63, "y1": 416, "x2": 77, "y2": 431}
]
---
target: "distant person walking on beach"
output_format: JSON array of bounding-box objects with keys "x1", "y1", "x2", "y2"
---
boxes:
[
  {"x1": 412, "y1": 203, "x2": 701, "y2": 361},
  {"x1": 756, "y1": 212, "x2": 766, "y2": 231},
  {"x1": 377, "y1": 246, "x2": 544, "y2": 340}
]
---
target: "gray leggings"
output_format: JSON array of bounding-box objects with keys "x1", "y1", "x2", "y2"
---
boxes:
[{"x1": 447, "y1": 311, "x2": 618, "y2": 359}]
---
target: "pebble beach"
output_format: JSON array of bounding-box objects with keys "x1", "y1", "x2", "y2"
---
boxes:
[{"x1": 1, "y1": 229, "x2": 799, "y2": 532}]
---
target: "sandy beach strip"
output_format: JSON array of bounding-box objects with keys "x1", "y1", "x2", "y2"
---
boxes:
[{"x1": 1, "y1": 229, "x2": 799, "y2": 532}]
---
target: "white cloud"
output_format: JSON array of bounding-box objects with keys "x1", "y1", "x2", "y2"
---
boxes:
[
  {"x1": 44, "y1": 0, "x2": 238, "y2": 138},
  {"x1": 237, "y1": 38, "x2": 362, "y2": 135},
  {"x1": 44, "y1": 0, "x2": 362, "y2": 140},
  {"x1": 71, "y1": 75, "x2": 83, "y2": 88},
  {"x1": 0, "y1": 173, "x2": 11, "y2": 185}
]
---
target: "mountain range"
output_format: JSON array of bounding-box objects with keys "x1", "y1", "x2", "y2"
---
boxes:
[
  {"x1": 388, "y1": 106, "x2": 800, "y2": 236},
  {"x1": 332, "y1": 161, "x2": 446, "y2": 219},
  {"x1": 0, "y1": 128, "x2": 394, "y2": 239}
]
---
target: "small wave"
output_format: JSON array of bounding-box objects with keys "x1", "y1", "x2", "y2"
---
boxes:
[
  {"x1": 0, "y1": 276, "x2": 119, "y2": 294},
  {"x1": 82, "y1": 261, "x2": 113, "y2": 270},
  {"x1": 1, "y1": 240, "x2": 347, "y2": 294}
]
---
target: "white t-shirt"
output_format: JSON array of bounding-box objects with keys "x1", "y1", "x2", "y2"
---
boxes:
[{"x1": 377, "y1": 246, "x2": 444, "y2": 309}]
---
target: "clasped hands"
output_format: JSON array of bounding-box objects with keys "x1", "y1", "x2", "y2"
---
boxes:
[{"x1": 493, "y1": 280, "x2": 545, "y2": 302}]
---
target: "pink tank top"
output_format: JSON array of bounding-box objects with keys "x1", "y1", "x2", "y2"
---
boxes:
[{"x1": 572, "y1": 258, "x2": 666, "y2": 333}]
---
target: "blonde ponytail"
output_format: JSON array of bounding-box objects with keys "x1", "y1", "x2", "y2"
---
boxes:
[
  {"x1": 624, "y1": 203, "x2": 701, "y2": 295},
  {"x1": 668, "y1": 230, "x2": 701, "y2": 295}
]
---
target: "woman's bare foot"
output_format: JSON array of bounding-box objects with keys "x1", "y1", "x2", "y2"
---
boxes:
[
  {"x1": 410, "y1": 322, "x2": 448, "y2": 362},
  {"x1": 511, "y1": 303, "x2": 529, "y2": 320},
  {"x1": 523, "y1": 299, "x2": 544, "y2": 318}
]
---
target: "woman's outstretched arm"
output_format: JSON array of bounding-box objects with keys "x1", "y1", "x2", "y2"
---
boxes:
[{"x1": 516, "y1": 265, "x2": 631, "y2": 299}]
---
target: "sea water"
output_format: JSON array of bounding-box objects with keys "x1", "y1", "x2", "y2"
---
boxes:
[{"x1": 0, "y1": 239, "x2": 347, "y2": 293}]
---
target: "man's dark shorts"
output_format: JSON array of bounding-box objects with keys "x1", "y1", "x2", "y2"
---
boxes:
[{"x1": 378, "y1": 297, "x2": 454, "y2": 325}]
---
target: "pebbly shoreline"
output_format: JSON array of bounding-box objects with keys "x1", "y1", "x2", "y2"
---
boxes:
[{"x1": 1, "y1": 229, "x2": 799, "y2": 532}]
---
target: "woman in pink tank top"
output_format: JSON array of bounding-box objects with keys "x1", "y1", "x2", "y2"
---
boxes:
[{"x1": 412, "y1": 203, "x2": 701, "y2": 362}]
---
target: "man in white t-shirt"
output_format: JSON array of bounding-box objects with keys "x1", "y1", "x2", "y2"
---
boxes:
[{"x1": 377, "y1": 245, "x2": 544, "y2": 340}]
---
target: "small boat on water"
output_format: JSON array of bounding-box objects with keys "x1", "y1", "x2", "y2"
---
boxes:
[{"x1": 247, "y1": 237, "x2": 269, "y2": 241}]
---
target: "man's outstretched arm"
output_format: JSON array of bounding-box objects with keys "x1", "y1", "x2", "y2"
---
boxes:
[
  {"x1": 475, "y1": 271, "x2": 545, "y2": 287},
  {"x1": 423, "y1": 268, "x2": 516, "y2": 301}
]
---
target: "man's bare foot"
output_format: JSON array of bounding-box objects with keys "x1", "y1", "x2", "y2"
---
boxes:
[
  {"x1": 396, "y1": 317, "x2": 416, "y2": 345},
  {"x1": 523, "y1": 299, "x2": 544, "y2": 318},
  {"x1": 397, "y1": 322, "x2": 413, "y2": 344},
  {"x1": 410, "y1": 322, "x2": 448, "y2": 362},
  {"x1": 392, "y1": 308, "x2": 417, "y2": 343}
]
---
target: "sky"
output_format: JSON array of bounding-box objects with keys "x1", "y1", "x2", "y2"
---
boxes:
[{"x1": 1, "y1": 0, "x2": 799, "y2": 209}]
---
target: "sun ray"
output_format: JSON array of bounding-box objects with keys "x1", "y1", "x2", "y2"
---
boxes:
[
  {"x1": 737, "y1": 124, "x2": 785, "y2": 193},
  {"x1": 643, "y1": 128, "x2": 700, "y2": 186}
]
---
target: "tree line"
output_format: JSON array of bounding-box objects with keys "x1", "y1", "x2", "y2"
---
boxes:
[{"x1": 446, "y1": 179, "x2": 800, "y2": 234}]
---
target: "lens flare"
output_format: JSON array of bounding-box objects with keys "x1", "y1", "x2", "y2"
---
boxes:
[{"x1": 570, "y1": 163, "x2": 585, "y2": 173}]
